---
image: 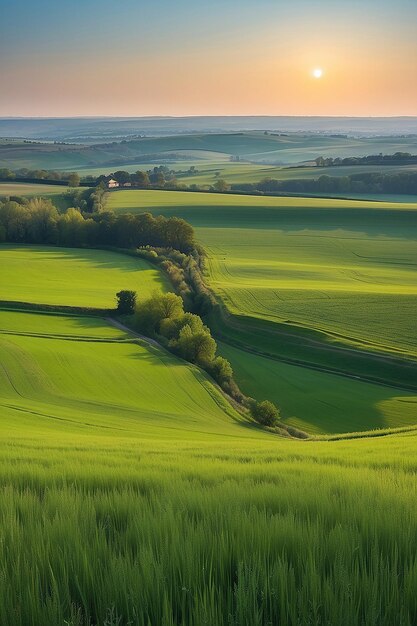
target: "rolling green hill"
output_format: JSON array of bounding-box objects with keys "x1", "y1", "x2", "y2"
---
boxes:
[
  {"x1": 0, "y1": 239, "x2": 417, "y2": 624},
  {"x1": 176, "y1": 161, "x2": 417, "y2": 189},
  {"x1": 108, "y1": 189, "x2": 417, "y2": 432},
  {"x1": 0, "y1": 310, "x2": 245, "y2": 439},
  {"x1": 0, "y1": 245, "x2": 168, "y2": 307},
  {"x1": 219, "y1": 341, "x2": 417, "y2": 434},
  {"x1": 1, "y1": 309, "x2": 417, "y2": 624},
  {"x1": 2, "y1": 132, "x2": 417, "y2": 170},
  {"x1": 108, "y1": 190, "x2": 417, "y2": 355}
]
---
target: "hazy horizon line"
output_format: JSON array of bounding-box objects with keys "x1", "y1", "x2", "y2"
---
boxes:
[{"x1": 1, "y1": 114, "x2": 417, "y2": 121}]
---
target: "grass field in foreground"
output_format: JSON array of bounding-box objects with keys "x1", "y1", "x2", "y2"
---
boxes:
[
  {"x1": 1, "y1": 312, "x2": 417, "y2": 624},
  {"x1": 0, "y1": 245, "x2": 168, "y2": 308},
  {"x1": 108, "y1": 190, "x2": 417, "y2": 357}
]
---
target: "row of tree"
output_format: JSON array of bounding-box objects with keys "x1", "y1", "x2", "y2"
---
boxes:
[
  {"x1": 133, "y1": 292, "x2": 280, "y2": 427},
  {"x1": 231, "y1": 171, "x2": 417, "y2": 195},
  {"x1": 134, "y1": 246, "x2": 217, "y2": 316},
  {"x1": 0, "y1": 168, "x2": 83, "y2": 186},
  {"x1": 315, "y1": 152, "x2": 417, "y2": 167},
  {"x1": 0, "y1": 165, "x2": 197, "y2": 191},
  {"x1": 0, "y1": 198, "x2": 195, "y2": 253}
]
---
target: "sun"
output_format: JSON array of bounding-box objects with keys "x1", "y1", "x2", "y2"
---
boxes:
[{"x1": 312, "y1": 68, "x2": 323, "y2": 79}]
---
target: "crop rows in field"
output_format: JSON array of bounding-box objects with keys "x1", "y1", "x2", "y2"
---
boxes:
[
  {"x1": 0, "y1": 310, "x2": 246, "y2": 440},
  {"x1": 1, "y1": 236, "x2": 417, "y2": 624},
  {"x1": 108, "y1": 189, "x2": 417, "y2": 432}
]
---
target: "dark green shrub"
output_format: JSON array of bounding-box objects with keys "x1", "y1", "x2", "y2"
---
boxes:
[
  {"x1": 251, "y1": 400, "x2": 280, "y2": 427},
  {"x1": 116, "y1": 290, "x2": 137, "y2": 315}
]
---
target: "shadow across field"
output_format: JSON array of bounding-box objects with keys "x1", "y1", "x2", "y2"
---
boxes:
[
  {"x1": 114, "y1": 202, "x2": 417, "y2": 239},
  {"x1": 218, "y1": 338, "x2": 417, "y2": 435},
  {"x1": 209, "y1": 309, "x2": 417, "y2": 393},
  {"x1": 0, "y1": 244, "x2": 152, "y2": 273}
]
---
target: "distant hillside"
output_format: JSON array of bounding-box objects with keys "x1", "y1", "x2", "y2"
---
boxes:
[
  {"x1": 2, "y1": 131, "x2": 417, "y2": 170},
  {"x1": 1, "y1": 116, "x2": 417, "y2": 142}
]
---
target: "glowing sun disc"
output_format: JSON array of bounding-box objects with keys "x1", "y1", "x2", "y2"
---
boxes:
[{"x1": 313, "y1": 68, "x2": 323, "y2": 78}]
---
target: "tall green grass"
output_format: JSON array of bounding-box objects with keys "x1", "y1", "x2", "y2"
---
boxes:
[
  {"x1": 1, "y1": 427, "x2": 417, "y2": 625},
  {"x1": 0, "y1": 299, "x2": 417, "y2": 624}
]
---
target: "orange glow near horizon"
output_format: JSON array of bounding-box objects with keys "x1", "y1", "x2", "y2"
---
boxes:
[{"x1": 1, "y1": 1, "x2": 416, "y2": 117}]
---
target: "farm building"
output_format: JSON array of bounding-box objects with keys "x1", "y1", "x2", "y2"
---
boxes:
[{"x1": 107, "y1": 178, "x2": 119, "y2": 188}]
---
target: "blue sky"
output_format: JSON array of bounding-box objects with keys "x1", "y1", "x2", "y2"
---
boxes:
[{"x1": 1, "y1": 0, "x2": 416, "y2": 116}]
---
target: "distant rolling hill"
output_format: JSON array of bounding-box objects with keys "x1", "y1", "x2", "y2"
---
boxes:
[
  {"x1": 1, "y1": 115, "x2": 417, "y2": 141},
  {"x1": 2, "y1": 131, "x2": 417, "y2": 170}
]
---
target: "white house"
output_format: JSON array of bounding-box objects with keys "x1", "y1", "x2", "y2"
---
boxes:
[{"x1": 107, "y1": 178, "x2": 119, "y2": 188}]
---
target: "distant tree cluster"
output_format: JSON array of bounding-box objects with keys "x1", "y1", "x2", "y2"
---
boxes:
[
  {"x1": 97, "y1": 166, "x2": 178, "y2": 188},
  {"x1": 315, "y1": 152, "x2": 417, "y2": 167},
  {"x1": 231, "y1": 171, "x2": 417, "y2": 195},
  {"x1": 0, "y1": 165, "x2": 198, "y2": 191},
  {"x1": 0, "y1": 198, "x2": 195, "y2": 253},
  {"x1": 0, "y1": 168, "x2": 86, "y2": 186}
]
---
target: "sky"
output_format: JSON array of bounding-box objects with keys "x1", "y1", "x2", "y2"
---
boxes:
[{"x1": 0, "y1": 0, "x2": 416, "y2": 117}]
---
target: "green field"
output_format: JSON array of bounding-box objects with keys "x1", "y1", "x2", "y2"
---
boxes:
[
  {"x1": 0, "y1": 310, "x2": 245, "y2": 439},
  {"x1": 0, "y1": 245, "x2": 168, "y2": 307},
  {"x1": 0, "y1": 182, "x2": 72, "y2": 211},
  {"x1": 67, "y1": 159, "x2": 417, "y2": 189},
  {"x1": 108, "y1": 190, "x2": 417, "y2": 355},
  {"x1": 0, "y1": 182, "x2": 71, "y2": 197},
  {"x1": 108, "y1": 189, "x2": 417, "y2": 431},
  {"x1": 1, "y1": 309, "x2": 417, "y2": 623},
  {"x1": 175, "y1": 161, "x2": 417, "y2": 188},
  {"x1": 219, "y1": 341, "x2": 417, "y2": 434},
  {"x1": 0, "y1": 230, "x2": 417, "y2": 623}
]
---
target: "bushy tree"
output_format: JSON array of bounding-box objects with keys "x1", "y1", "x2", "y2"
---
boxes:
[
  {"x1": 0, "y1": 168, "x2": 15, "y2": 180},
  {"x1": 112, "y1": 171, "x2": 131, "y2": 185},
  {"x1": 133, "y1": 171, "x2": 150, "y2": 187},
  {"x1": 67, "y1": 173, "x2": 80, "y2": 187},
  {"x1": 57, "y1": 207, "x2": 85, "y2": 246},
  {"x1": 213, "y1": 179, "x2": 230, "y2": 193},
  {"x1": 205, "y1": 356, "x2": 233, "y2": 384},
  {"x1": 174, "y1": 325, "x2": 216, "y2": 364},
  {"x1": 0, "y1": 201, "x2": 28, "y2": 241},
  {"x1": 116, "y1": 290, "x2": 137, "y2": 315},
  {"x1": 26, "y1": 198, "x2": 59, "y2": 243},
  {"x1": 134, "y1": 292, "x2": 184, "y2": 334},
  {"x1": 250, "y1": 400, "x2": 280, "y2": 427},
  {"x1": 160, "y1": 311, "x2": 204, "y2": 339}
]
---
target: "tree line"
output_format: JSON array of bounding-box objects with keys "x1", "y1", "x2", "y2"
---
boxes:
[
  {"x1": 0, "y1": 197, "x2": 195, "y2": 253},
  {"x1": 231, "y1": 171, "x2": 417, "y2": 195},
  {"x1": 0, "y1": 192, "x2": 283, "y2": 429},
  {"x1": 0, "y1": 165, "x2": 189, "y2": 189},
  {"x1": 0, "y1": 168, "x2": 83, "y2": 187},
  {"x1": 2, "y1": 157, "x2": 417, "y2": 198},
  {"x1": 315, "y1": 152, "x2": 417, "y2": 167},
  {"x1": 133, "y1": 292, "x2": 280, "y2": 427}
]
